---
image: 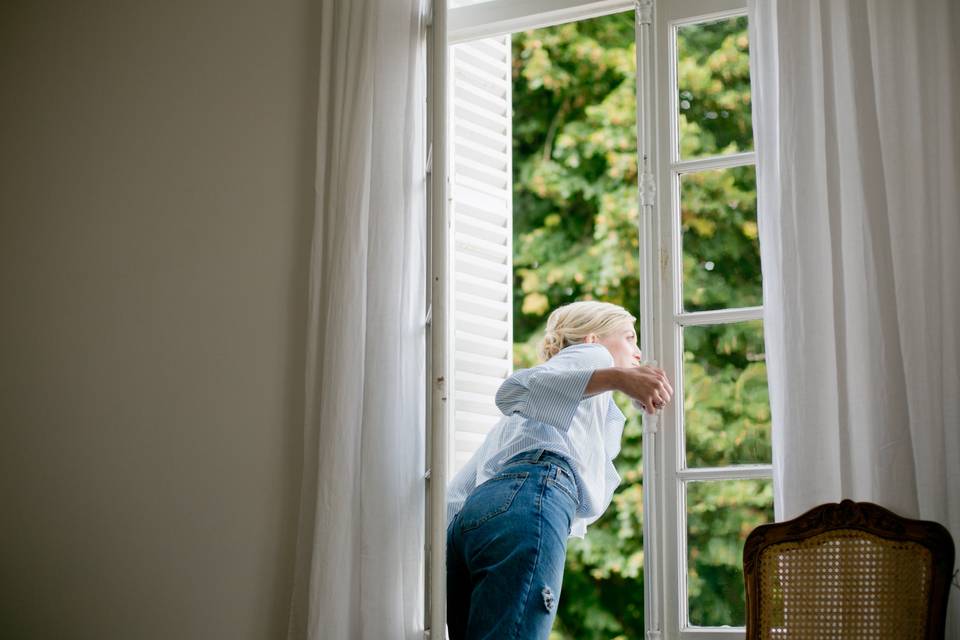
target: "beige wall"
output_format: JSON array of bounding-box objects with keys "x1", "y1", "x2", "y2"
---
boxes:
[{"x1": 0, "y1": 1, "x2": 318, "y2": 637}]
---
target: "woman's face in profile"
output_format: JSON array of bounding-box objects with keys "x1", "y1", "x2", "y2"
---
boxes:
[{"x1": 589, "y1": 322, "x2": 641, "y2": 369}]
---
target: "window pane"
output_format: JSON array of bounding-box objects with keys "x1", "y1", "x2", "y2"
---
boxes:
[
  {"x1": 680, "y1": 164, "x2": 761, "y2": 312},
  {"x1": 687, "y1": 479, "x2": 774, "y2": 627},
  {"x1": 676, "y1": 15, "x2": 753, "y2": 160},
  {"x1": 683, "y1": 320, "x2": 771, "y2": 467}
]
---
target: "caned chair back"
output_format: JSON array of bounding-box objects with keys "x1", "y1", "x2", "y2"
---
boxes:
[{"x1": 743, "y1": 500, "x2": 954, "y2": 639}]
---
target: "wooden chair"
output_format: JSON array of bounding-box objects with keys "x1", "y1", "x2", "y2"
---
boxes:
[{"x1": 742, "y1": 500, "x2": 954, "y2": 639}]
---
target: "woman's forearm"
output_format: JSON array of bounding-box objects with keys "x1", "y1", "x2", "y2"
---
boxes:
[
  {"x1": 585, "y1": 367, "x2": 624, "y2": 396},
  {"x1": 592, "y1": 364, "x2": 674, "y2": 412}
]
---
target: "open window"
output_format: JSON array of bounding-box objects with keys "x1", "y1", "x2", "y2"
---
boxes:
[{"x1": 427, "y1": 1, "x2": 773, "y2": 638}]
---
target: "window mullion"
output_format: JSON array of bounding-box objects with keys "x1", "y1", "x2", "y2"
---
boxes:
[
  {"x1": 671, "y1": 150, "x2": 755, "y2": 173},
  {"x1": 676, "y1": 306, "x2": 763, "y2": 326},
  {"x1": 677, "y1": 465, "x2": 773, "y2": 482}
]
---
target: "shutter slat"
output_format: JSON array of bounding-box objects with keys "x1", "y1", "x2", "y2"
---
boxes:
[
  {"x1": 455, "y1": 271, "x2": 509, "y2": 302},
  {"x1": 453, "y1": 140, "x2": 509, "y2": 175},
  {"x1": 454, "y1": 80, "x2": 508, "y2": 117},
  {"x1": 454, "y1": 411, "x2": 502, "y2": 434},
  {"x1": 455, "y1": 330, "x2": 511, "y2": 360},
  {"x1": 454, "y1": 233, "x2": 509, "y2": 264},
  {"x1": 455, "y1": 351, "x2": 512, "y2": 378},
  {"x1": 454, "y1": 157, "x2": 510, "y2": 191},
  {"x1": 453, "y1": 180, "x2": 508, "y2": 213},
  {"x1": 455, "y1": 371, "x2": 506, "y2": 396},
  {"x1": 455, "y1": 46, "x2": 509, "y2": 77},
  {"x1": 452, "y1": 101, "x2": 509, "y2": 138},
  {"x1": 455, "y1": 313, "x2": 510, "y2": 341},
  {"x1": 462, "y1": 38, "x2": 509, "y2": 60},
  {"x1": 454, "y1": 119, "x2": 509, "y2": 154},
  {"x1": 454, "y1": 391, "x2": 502, "y2": 418},
  {"x1": 455, "y1": 250, "x2": 509, "y2": 281},
  {"x1": 456, "y1": 293, "x2": 510, "y2": 323},
  {"x1": 455, "y1": 213, "x2": 510, "y2": 244},
  {"x1": 455, "y1": 201, "x2": 508, "y2": 228},
  {"x1": 455, "y1": 171, "x2": 510, "y2": 203},
  {"x1": 452, "y1": 64, "x2": 508, "y2": 99}
]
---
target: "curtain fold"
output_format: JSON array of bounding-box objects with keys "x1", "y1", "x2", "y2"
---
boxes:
[
  {"x1": 286, "y1": 0, "x2": 427, "y2": 638},
  {"x1": 749, "y1": 0, "x2": 960, "y2": 633}
]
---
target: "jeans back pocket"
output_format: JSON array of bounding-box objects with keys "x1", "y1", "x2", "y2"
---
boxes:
[
  {"x1": 459, "y1": 472, "x2": 529, "y2": 532},
  {"x1": 547, "y1": 465, "x2": 580, "y2": 507}
]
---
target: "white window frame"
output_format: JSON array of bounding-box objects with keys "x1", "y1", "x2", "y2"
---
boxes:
[
  {"x1": 425, "y1": 1, "x2": 450, "y2": 636},
  {"x1": 426, "y1": 2, "x2": 771, "y2": 639},
  {"x1": 654, "y1": 3, "x2": 770, "y2": 638}
]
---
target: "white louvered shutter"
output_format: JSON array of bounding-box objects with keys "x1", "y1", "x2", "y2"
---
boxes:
[{"x1": 449, "y1": 35, "x2": 513, "y2": 476}]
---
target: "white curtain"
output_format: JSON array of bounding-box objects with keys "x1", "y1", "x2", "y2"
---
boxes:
[
  {"x1": 286, "y1": 0, "x2": 427, "y2": 638},
  {"x1": 749, "y1": 0, "x2": 960, "y2": 632}
]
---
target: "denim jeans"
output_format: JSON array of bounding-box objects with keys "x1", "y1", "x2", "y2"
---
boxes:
[{"x1": 446, "y1": 448, "x2": 581, "y2": 640}]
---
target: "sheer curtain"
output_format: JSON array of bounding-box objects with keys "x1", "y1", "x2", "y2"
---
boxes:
[
  {"x1": 749, "y1": 0, "x2": 960, "y2": 632},
  {"x1": 285, "y1": 0, "x2": 427, "y2": 638}
]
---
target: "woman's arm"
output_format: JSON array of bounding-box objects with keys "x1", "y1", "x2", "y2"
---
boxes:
[
  {"x1": 494, "y1": 344, "x2": 613, "y2": 430},
  {"x1": 494, "y1": 344, "x2": 673, "y2": 428},
  {"x1": 584, "y1": 367, "x2": 623, "y2": 396}
]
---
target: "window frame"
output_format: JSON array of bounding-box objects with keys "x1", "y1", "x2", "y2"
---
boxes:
[
  {"x1": 656, "y1": 3, "x2": 771, "y2": 638},
  {"x1": 425, "y1": 1, "x2": 450, "y2": 637},
  {"x1": 428, "y1": 2, "x2": 773, "y2": 638}
]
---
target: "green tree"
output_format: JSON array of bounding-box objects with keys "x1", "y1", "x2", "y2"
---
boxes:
[{"x1": 511, "y1": 13, "x2": 772, "y2": 638}]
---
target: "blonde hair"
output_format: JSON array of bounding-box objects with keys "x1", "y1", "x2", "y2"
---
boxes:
[{"x1": 537, "y1": 300, "x2": 637, "y2": 362}]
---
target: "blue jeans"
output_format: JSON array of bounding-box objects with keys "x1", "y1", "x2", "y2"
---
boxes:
[{"x1": 446, "y1": 448, "x2": 581, "y2": 640}]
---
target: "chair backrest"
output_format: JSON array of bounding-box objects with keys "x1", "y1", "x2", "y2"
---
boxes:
[{"x1": 743, "y1": 500, "x2": 954, "y2": 639}]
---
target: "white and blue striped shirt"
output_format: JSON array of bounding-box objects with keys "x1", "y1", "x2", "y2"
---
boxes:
[{"x1": 446, "y1": 343, "x2": 626, "y2": 539}]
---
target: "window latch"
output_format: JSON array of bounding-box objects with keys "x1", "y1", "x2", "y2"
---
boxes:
[
  {"x1": 639, "y1": 170, "x2": 656, "y2": 207},
  {"x1": 644, "y1": 414, "x2": 659, "y2": 435},
  {"x1": 636, "y1": 0, "x2": 654, "y2": 25},
  {"x1": 423, "y1": 2, "x2": 433, "y2": 27}
]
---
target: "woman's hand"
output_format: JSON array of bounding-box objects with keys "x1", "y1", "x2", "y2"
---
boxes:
[
  {"x1": 616, "y1": 364, "x2": 673, "y2": 415},
  {"x1": 584, "y1": 365, "x2": 674, "y2": 415}
]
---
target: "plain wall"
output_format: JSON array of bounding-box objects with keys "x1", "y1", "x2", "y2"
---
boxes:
[{"x1": 0, "y1": 0, "x2": 318, "y2": 637}]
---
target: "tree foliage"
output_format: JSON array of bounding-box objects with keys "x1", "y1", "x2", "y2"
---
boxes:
[{"x1": 510, "y1": 12, "x2": 773, "y2": 638}]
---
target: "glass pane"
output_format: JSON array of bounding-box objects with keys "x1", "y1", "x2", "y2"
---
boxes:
[
  {"x1": 676, "y1": 15, "x2": 753, "y2": 160},
  {"x1": 687, "y1": 479, "x2": 774, "y2": 627},
  {"x1": 680, "y1": 165, "x2": 761, "y2": 311},
  {"x1": 683, "y1": 320, "x2": 771, "y2": 467}
]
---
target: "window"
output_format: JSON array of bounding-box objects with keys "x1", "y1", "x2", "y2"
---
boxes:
[
  {"x1": 426, "y1": 2, "x2": 773, "y2": 638},
  {"x1": 656, "y1": 6, "x2": 772, "y2": 637}
]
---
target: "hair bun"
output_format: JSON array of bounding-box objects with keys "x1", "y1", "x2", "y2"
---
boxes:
[{"x1": 538, "y1": 330, "x2": 565, "y2": 362}]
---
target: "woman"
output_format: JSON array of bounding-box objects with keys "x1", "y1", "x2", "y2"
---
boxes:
[{"x1": 445, "y1": 300, "x2": 674, "y2": 639}]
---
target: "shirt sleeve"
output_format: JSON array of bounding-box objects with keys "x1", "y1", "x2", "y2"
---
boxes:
[{"x1": 494, "y1": 343, "x2": 615, "y2": 432}]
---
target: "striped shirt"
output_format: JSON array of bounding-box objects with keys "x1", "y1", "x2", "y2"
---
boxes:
[{"x1": 446, "y1": 343, "x2": 626, "y2": 539}]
